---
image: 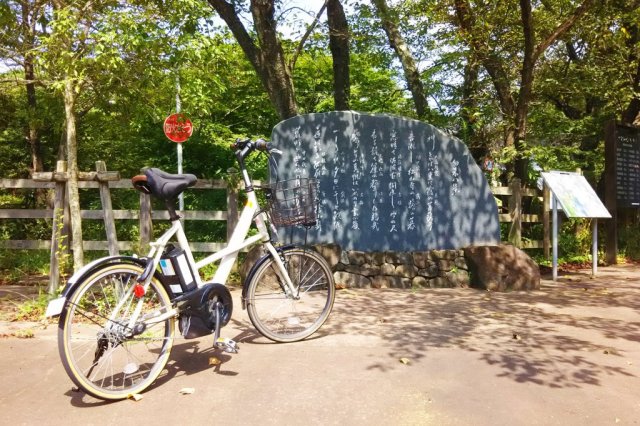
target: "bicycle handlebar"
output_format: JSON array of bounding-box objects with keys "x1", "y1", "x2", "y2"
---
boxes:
[{"x1": 231, "y1": 138, "x2": 275, "y2": 153}]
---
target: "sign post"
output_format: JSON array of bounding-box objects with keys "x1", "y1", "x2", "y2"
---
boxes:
[{"x1": 542, "y1": 171, "x2": 611, "y2": 280}]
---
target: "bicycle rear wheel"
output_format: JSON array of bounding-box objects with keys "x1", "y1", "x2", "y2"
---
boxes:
[
  {"x1": 58, "y1": 263, "x2": 175, "y2": 400},
  {"x1": 246, "y1": 247, "x2": 335, "y2": 342}
]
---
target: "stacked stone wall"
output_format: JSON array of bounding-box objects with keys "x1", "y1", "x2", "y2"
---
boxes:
[{"x1": 314, "y1": 245, "x2": 469, "y2": 289}]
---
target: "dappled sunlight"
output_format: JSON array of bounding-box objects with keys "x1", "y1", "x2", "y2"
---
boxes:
[
  {"x1": 270, "y1": 112, "x2": 500, "y2": 250},
  {"x1": 323, "y1": 268, "x2": 640, "y2": 388}
]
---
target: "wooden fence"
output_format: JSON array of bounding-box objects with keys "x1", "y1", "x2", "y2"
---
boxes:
[
  {"x1": 0, "y1": 161, "x2": 242, "y2": 291},
  {"x1": 1, "y1": 165, "x2": 550, "y2": 289},
  {"x1": 0, "y1": 161, "x2": 239, "y2": 251},
  {"x1": 492, "y1": 178, "x2": 551, "y2": 257}
]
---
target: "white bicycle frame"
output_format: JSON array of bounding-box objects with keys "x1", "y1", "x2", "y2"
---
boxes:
[{"x1": 126, "y1": 187, "x2": 296, "y2": 330}]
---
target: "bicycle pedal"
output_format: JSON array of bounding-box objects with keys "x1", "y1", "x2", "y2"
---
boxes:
[{"x1": 215, "y1": 337, "x2": 239, "y2": 353}]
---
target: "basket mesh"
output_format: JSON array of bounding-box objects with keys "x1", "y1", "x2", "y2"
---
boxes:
[{"x1": 264, "y1": 178, "x2": 318, "y2": 227}]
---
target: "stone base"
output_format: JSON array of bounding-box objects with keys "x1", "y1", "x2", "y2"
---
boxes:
[
  {"x1": 240, "y1": 244, "x2": 539, "y2": 293},
  {"x1": 328, "y1": 247, "x2": 469, "y2": 289}
]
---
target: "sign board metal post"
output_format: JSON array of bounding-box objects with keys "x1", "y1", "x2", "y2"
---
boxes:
[
  {"x1": 552, "y1": 194, "x2": 558, "y2": 281},
  {"x1": 592, "y1": 219, "x2": 598, "y2": 276},
  {"x1": 542, "y1": 171, "x2": 611, "y2": 281}
]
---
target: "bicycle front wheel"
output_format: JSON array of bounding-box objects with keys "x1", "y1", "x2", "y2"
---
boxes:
[
  {"x1": 246, "y1": 248, "x2": 335, "y2": 342},
  {"x1": 58, "y1": 263, "x2": 175, "y2": 400}
]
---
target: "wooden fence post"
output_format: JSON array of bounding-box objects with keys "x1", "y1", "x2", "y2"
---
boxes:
[
  {"x1": 96, "y1": 161, "x2": 119, "y2": 256},
  {"x1": 48, "y1": 161, "x2": 67, "y2": 294},
  {"x1": 139, "y1": 187, "x2": 152, "y2": 252},
  {"x1": 226, "y1": 167, "x2": 239, "y2": 242},
  {"x1": 508, "y1": 178, "x2": 522, "y2": 247}
]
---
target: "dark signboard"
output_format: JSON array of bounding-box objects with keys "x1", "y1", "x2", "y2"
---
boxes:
[
  {"x1": 269, "y1": 112, "x2": 500, "y2": 251},
  {"x1": 614, "y1": 125, "x2": 640, "y2": 207}
]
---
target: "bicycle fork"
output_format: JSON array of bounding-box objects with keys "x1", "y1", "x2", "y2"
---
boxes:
[{"x1": 264, "y1": 243, "x2": 299, "y2": 298}]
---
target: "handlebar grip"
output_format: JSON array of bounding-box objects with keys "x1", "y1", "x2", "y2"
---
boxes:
[
  {"x1": 230, "y1": 137, "x2": 273, "y2": 153},
  {"x1": 255, "y1": 139, "x2": 271, "y2": 151}
]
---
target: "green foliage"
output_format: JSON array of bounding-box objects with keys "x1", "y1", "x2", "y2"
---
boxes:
[
  {"x1": 558, "y1": 218, "x2": 593, "y2": 259},
  {"x1": 1, "y1": 0, "x2": 640, "y2": 277},
  {"x1": 15, "y1": 291, "x2": 50, "y2": 322},
  {"x1": 619, "y1": 223, "x2": 640, "y2": 260},
  {"x1": 0, "y1": 249, "x2": 50, "y2": 283}
]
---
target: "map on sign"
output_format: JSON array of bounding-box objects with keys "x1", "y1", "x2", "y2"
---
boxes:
[{"x1": 541, "y1": 171, "x2": 611, "y2": 218}]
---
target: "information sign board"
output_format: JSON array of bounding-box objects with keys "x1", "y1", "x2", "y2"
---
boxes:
[
  {"x1": 541, "y1": 172, "x2": 611, "y2": 218},
  {"x1": 614, "y1": 125, "x2": 640, "y2": 206}
]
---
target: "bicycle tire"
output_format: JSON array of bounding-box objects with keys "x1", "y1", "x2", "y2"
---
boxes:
[
  {"x1": 246, "y1": 247, "x2": 335, "y2": 342},
  {"x1": 58, "y1": 263, "x2": 175, "y2": 400}
]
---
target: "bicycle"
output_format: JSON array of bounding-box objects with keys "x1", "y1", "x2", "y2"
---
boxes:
[{"x1": 45, "y1": 138, "x2": 336, "y2": 400}]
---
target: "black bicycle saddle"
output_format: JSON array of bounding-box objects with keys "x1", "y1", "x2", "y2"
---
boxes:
[{"x1": 132, "y1": 168, "x2": 197, "y2": 200}]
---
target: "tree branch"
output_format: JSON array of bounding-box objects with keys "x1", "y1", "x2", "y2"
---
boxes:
[
  {"x1": 533, "y1": 0, "x2": 593, "y2": 63},
  {"x1": 208, "y1": 0, "x2": 261, "y2": 70},
  {"x1": 290, "y1": 0, "x2": 328, "y2": 71},
  {"x1": 0, "y1": 78, "x2": 48, "y2": 86}
]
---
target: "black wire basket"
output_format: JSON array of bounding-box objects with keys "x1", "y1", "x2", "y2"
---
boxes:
[{"x1": 263, "y1": 178, "x2": 318, "y2": 227}]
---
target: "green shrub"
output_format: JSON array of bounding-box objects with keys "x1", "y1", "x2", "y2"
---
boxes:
[{"x1": 619, "y1": 224, "x2": 640, "y2": 260}]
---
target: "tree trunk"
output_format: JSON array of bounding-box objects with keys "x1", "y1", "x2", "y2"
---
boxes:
[
  {"x1": 21, "y1": 0, "x2": 44, "y2": 177},
  {"x1": 24, "y1": 61, "x2": 43, "y2": 175},
  {"x1": 460, "y1": 59, "x2": 484, "y2": 159},
  {"x1": 454, "y1": 0, "x2": 516, "y2": 122},
  {"x1": 622, "y1": 22, "x2": 640, "y2": 125},
  {"x1": 20, "y1": 1, "x2": 46, "y2": 209},
  {"x1": 63, "y1": 79, "x2": 84, "y2": 270},
  {"x1": 372, "y1": 0, "x2": 429, "y2": 119},
  {"x1": 327, "y1": 0, "x2": 350, "y2": 110},
  {"x1": 208, "y1": 0, "x2": 298, "y2": 120}
]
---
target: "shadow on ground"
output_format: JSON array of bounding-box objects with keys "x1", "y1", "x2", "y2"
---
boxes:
[{"x1": 322, "y1": 265, "x2": 640, "y2": 389}]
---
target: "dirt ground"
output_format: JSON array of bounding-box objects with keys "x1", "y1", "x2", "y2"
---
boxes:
[{"x1": 1, "y1": 264, "x2": 639, "y2": 425}]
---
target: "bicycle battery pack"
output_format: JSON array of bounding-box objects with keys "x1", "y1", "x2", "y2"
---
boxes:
[{"x1": 159, "y1": 246, "x2": 197, "y2": 294}]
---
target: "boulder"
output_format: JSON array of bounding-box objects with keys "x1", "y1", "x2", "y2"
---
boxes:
[
  {"x1": 313, "y1": 243, "x2": 342, "y2": 269},
  {"x1": 239, "y1": 245, "x2": 265, "y2": 285},
  {"x1": 412, "y1": 251, "x2": 431, "y2": 269},
  {"x1": 371, "y1": 275, "x2": 411, "y2": 289},
  {"x1": 385, "y1": 251, "x2": 413, "y2": 265},
  {"x1": 347, "y1": 250, "x2": 367, "y2": 266},
  {"x1": 365, "y1": 251, "x2": 385, "y2": 265},
  {"x1": 411, "y1": 276, "x2": 430, "y2": 288},
  {"x1": 334, "y1": 271, "x2": 371, "y2": 289},
  {"x1": 463, "y1": 245, "x2": 540, "y2": 291}
]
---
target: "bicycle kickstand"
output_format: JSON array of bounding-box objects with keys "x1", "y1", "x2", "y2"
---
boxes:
[{"x1": 213, "y1": 301, "x2": 239, "y2": 354}]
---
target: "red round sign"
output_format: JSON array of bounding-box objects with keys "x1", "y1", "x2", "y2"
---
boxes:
[{"x1": 163, "y1": 113, "x2": 193, "y2": 143}]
